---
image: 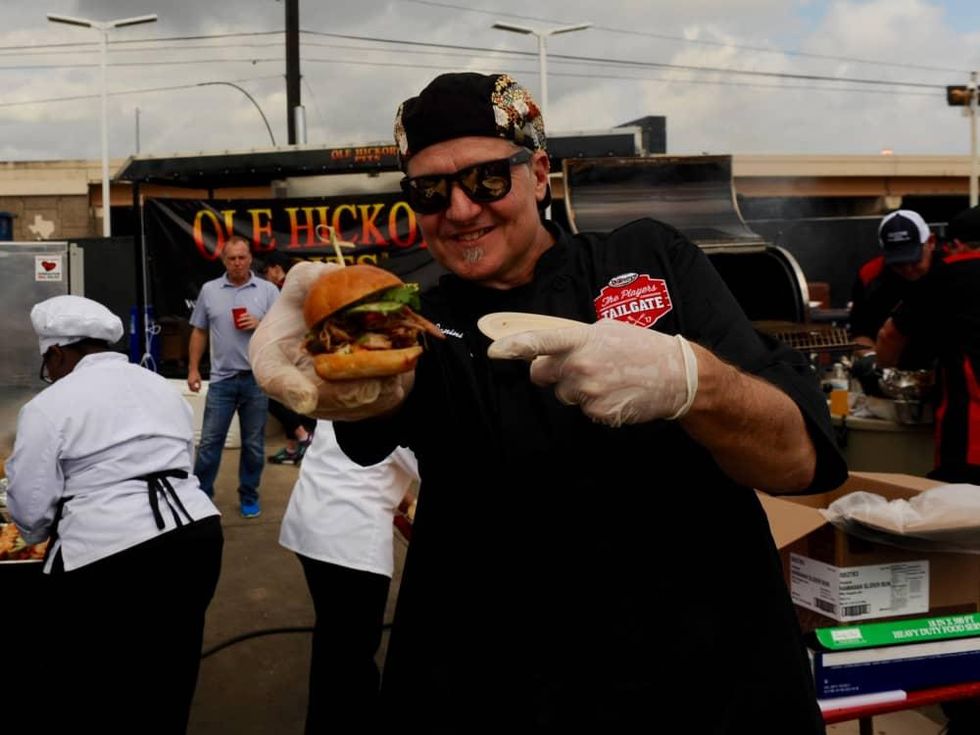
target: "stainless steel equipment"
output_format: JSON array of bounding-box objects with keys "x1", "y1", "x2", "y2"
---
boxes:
[
  {"x1": 0, "y1": 241, "x2": 82, "y2": 453},
  {"x1": 878, "y1": 368, "x2": 936, "y2": 425}
]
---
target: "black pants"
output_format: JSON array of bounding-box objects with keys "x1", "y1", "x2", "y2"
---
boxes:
[
  {"x1": 297, "y1": 554, "x2": 391, "y2": 735},
  {"x1": 269, "y1": 398, "x2": 317, "y2": 440},
  {"x1": 47, "y1": 517, "x2": 223, "y2": 735}
]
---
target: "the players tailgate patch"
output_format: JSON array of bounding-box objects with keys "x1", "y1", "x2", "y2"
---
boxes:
[{"x1": 594, "y1": 272, "x2": 673, "y2": 328}]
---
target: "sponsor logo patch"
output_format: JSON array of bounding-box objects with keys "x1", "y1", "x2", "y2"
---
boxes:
[{"x1": 594, "y1": 273, "x2": 673, "y2": 328}]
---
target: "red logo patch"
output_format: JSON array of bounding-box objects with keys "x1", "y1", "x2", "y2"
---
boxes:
[
  {"x1": 594, "y1": 273, "x2": 673, "y2": 328},
  {"x1": 41, "y1": 260, "x2": 57, "y2": 272}
]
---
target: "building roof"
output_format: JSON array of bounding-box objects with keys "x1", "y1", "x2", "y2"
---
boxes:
[{"x1": 114, "y1": 142, "x2": 401, "y2": 187}]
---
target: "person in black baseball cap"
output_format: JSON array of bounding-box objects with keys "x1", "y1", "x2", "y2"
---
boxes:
[
  {"x1": 947, "y1": 204, "x2": 980, "y2": 251},
  {"x1": 849, "y1": 209, "x2": 938, "y2": 360},
  {"x1": 877, "y1": 209, "x2": 936, "y2": 274},
  {"x1": 249, "y1": 72, "x2": 847, "y2": 732}
]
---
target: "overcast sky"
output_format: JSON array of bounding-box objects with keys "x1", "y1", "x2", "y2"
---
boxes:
[{"x1": 2, "y1": 0, "x2": 980, "y2": 162}]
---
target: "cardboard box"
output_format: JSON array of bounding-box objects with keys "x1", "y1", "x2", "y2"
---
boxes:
[
  {"x1": 759, "y1": 472, "x2": 980, "y2": 631},
  {"x1": 811, "y1": 637, "x2": 980, "y2": 698},
  {"x1": 808, "y1": 613, "x2": 980, "y2": 698}
]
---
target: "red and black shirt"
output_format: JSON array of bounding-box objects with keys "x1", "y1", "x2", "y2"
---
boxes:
[
  {"x1": 849, "y1": 254, "x2": 939, "y2": 367},
  {"x1": 892, "y1": 251, "x2": 980, "y2": 483}
]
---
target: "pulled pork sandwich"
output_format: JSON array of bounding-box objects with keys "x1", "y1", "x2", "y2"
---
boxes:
[{"x1": 302, "y1": 264, "x2": 444, "y2": 380}]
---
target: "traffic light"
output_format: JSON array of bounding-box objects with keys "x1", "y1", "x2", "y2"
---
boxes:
[{"x1": 947, "y1": 85, "x2": 976, "y2": 106}]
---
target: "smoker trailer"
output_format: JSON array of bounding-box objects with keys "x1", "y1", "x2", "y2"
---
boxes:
[{"x1": 562, "y1": 154, "x2": 855, "y2": 355}]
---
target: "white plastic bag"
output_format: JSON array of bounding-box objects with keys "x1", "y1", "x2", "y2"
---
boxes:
[{"x1": 822, "y1": 484, "x2": 980, "y2": 553}]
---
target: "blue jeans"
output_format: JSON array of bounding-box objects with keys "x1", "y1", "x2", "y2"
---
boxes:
[{"x1": 194, "y1": 372, "x2": 268, "y2": 504}]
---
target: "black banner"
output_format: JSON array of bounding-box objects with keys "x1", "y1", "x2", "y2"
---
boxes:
[{"x1": 145, "y1": 195, "x2": 441, "y2": 321}]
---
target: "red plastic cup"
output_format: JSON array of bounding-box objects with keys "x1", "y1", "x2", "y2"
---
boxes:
[{"x1": 232, "y1": 307, "x2": 247, "y2": 329}]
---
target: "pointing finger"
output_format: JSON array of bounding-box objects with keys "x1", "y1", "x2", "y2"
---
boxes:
[{"x1": 487, "y1": 325, "x2": 590, "y2": 361}]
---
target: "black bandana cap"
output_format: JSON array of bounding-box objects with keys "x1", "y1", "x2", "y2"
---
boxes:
[{"x1": 394, "y1": 73, "x2": 547, "y2": 169}]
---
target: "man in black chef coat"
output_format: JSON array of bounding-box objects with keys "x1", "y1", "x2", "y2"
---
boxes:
[{"x1": 250, "y1": 73, "x2": 847, "y2": 732}]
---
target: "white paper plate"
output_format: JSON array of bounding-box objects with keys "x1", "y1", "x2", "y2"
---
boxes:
[{"x1": 477, "y1": 312, "x2": 585, "y2": 341}]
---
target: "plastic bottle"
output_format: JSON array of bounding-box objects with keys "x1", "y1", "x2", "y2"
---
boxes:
[{"x1": 828, "y1": 362, "x2": 850, "y2": 416}]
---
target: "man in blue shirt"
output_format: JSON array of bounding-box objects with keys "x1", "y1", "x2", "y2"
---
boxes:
[{"x1": 188, "y1": 235, "x2": 279, "y2": 518}]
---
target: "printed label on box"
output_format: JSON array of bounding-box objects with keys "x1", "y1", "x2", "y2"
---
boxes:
[
  {"x1": 35, "y1": 254, "x2": 63, "y2": 282},
  {"x1": 790, "y1": 553, "x2": 929, "y2": 622}
]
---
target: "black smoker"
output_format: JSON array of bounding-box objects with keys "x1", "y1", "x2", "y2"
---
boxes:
[{"x1": 562, "y1": 154, "x2": 854, "y2": 357}]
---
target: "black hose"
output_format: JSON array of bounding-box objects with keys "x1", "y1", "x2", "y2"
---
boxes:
[
  {"x1": 201, "y1": 626, "x2": 313, "y2": 659},
  {"x1": 201, "y1": 622, "x2": 394, "y2": 659}
]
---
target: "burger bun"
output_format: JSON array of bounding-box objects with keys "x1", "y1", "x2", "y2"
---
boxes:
[
  {"x1": 312, "y1": 345, "x2": 423, "y2": 381},
  {"x1": 303, "y1": 264, "x2": 405, "y2": 328}
]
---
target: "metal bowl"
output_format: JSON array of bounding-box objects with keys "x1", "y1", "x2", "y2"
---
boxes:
[
  {"x1": 878, "y1": 368, "x2": 936, "y2": 401},
  {"x1": 892, "y1": 398, "x2": 934, "y2": 425}
]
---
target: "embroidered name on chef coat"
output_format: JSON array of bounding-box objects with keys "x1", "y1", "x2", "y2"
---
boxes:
[{"x1": 594, "y1": 272, "x2": 673, "y2": 328}]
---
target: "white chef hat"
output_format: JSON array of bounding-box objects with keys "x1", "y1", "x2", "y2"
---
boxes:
[{"x1": 30, "y1": 295, "x2": 124, "y2": 355}]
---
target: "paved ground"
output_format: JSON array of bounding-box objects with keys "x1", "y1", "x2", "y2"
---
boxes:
[
  {"x1": 186, "y1": 443, "x2": 946, "y2": 735},
  {"x1": 188, "y1": 443, "x2": 406, "y2": 735}
]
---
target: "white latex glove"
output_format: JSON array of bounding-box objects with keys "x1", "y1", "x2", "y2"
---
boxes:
[
  {"x1": 487, "y1": 319, "x2": 699, "y2": 427},
  {"x1": 249, "y1": 261, "x2": 412, "y2": 420}
]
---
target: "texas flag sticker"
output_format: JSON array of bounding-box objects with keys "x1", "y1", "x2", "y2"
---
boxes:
[{"x1": 594, "y1": 272, "x2": 673, "y2": 328}]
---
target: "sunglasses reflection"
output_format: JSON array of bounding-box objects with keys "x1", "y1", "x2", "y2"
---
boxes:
[{"x1": 401, "y1": 149, "x2": 532, "y2": 214}]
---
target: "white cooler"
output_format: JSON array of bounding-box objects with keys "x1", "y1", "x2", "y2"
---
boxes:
[{"x1": 166, "y1": 379, "x2": 241, "y2": 449}]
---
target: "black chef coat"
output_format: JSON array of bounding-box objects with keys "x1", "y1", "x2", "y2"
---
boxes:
[{"x1": 337, "y1": 219, "x2": 847, "y2": 732}]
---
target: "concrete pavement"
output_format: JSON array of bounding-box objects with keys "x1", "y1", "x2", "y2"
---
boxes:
[{"x1": 188, "y1": 444, "x2": 405, "y2": 734}]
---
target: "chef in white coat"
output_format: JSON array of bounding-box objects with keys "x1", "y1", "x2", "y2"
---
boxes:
[
  {"x1": 279, "y1": 421, "x2": 417, "y2": 733},
  {"x1": 6, "y1": 295, "x2": 222, "y2": 734}
]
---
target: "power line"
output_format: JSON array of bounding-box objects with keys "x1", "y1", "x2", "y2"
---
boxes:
[
  {"x1": 0, "y1": 30, "x2": 285, "y2": 54},
  {"x1": 0, "y1": 76, "x2": 281, "y2": 108},
  {"x1": 547, "y1": 50, "x2": 945, "y2": 89},
  {"x1": 0, "y1": 39, "x2": 515, "y2": 68},
  {"x1": 0, "y1": 63, "x2": 940, "y2": 112},
  {"x1": 0, "y1": 57, "x2": 284, "y2": 70},
  {"x1": 301, "y1": 56, "x2": 943, "y2": 97},
  {"x1": 298, "y1": 30, "x2": 947, "y2": 91},
  {"x1": 0, "y1": 52, "x2": 945, "y2": 113},
  {"x1": 0, "y1": 39, "x2": 287, "y2": 57},
  {"x1": 10, "y1": 11, "x2": 973, "y2": 77},
  {"x1": 0, "y1": 28, "x2": 950, "y2": 97},
  {"x1": 2, "y1": 24, "x2": 956, "y2": 91},
  {"x1": 400, "y1": 0, "x2": 970, "y2": 75}
]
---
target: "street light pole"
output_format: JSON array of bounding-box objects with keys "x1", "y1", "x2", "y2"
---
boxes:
[
  {"x1": 970, "y1": 71, "x2": 978, "y2": 208},
  {"x1": 491, "y1": 20, "x2": 591, "y2": 123},
  {"x1": 99, "y1": 25, "x2": 108, "y2": 234},
  {"x1": 47, "y1": 13, "x2": 158, "y2": 238},
  {"x1": 197, "y1": 82, "x2": 277, "y2": 146}
]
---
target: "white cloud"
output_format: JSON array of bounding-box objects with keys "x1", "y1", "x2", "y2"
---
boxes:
[{"x1": 0, "y1": 0, "x2": 976, "y2": 159}]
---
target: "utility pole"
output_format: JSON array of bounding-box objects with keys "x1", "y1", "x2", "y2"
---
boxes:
[
  {"x1": 285, "y1": 0, "x2": 300, "y2": 145},
  {"x1": 947, "y1": 71, "x2": 979, "y2": 207}
]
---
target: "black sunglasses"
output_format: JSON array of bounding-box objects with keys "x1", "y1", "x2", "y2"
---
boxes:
[{"x1": 400, "y1": 149, "x2": 533, "y2": 215}]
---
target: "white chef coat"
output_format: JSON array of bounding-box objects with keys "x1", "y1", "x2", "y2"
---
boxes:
[
  {"x1": 7, "y1": 352, "x2": 220, "y2": 573},
  {"x1": 279, "y1": 422, "x2": 418, "y2": 578}
]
